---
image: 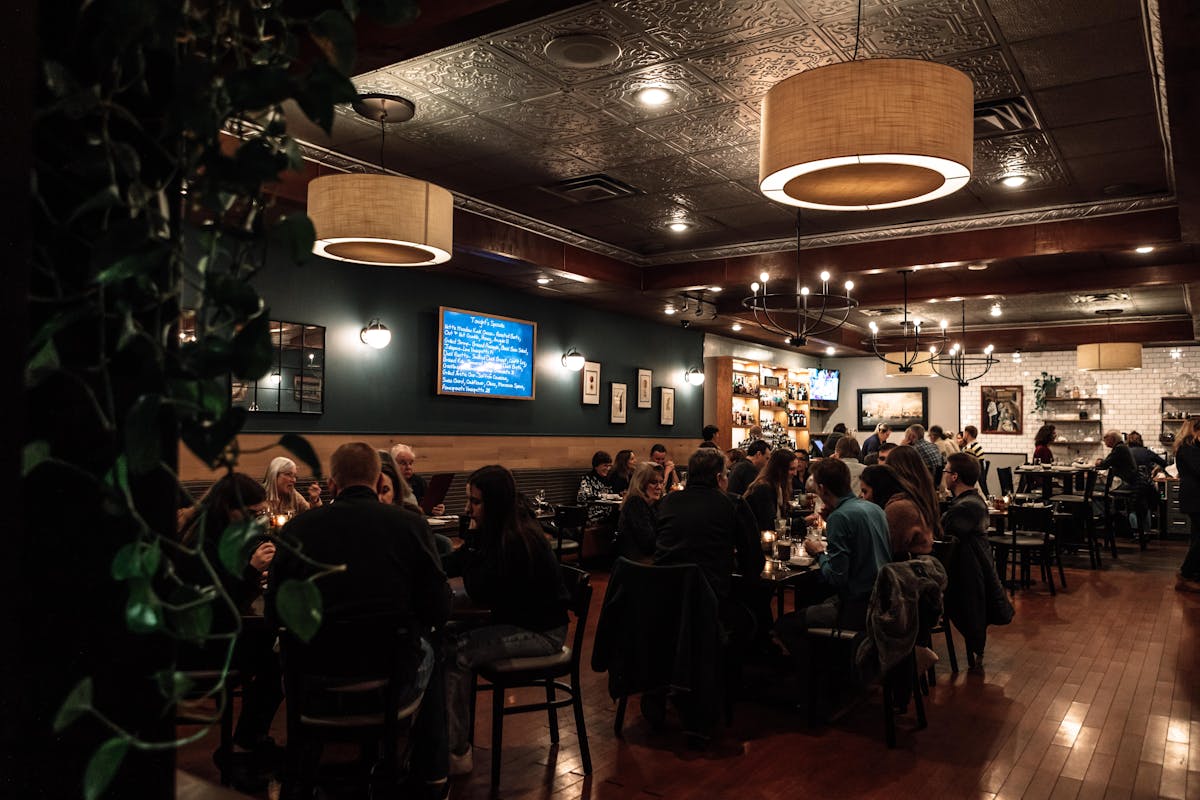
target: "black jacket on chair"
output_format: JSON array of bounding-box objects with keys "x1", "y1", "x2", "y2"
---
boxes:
[{"x1": 941, "y1": 491, "x2": 1013, "y2": 655}]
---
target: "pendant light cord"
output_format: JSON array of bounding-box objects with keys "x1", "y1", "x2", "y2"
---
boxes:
[
  {"x1": 853, "y1": 0, "x2": 864, "y2": 61},
  {"x1": 378, "y1": 112, "x2": 387, "y2": 173}
]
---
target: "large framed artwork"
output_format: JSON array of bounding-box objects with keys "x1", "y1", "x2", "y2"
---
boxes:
[
  {"x1": 856, "y1": 388, "x2": 928, "y2": 432},
  {"x1": 981, "y1": 385, "x2": 1023, "y2": 434},
  {"x1": 610, "y1": 382, "x2": 627, "y2": 424}
]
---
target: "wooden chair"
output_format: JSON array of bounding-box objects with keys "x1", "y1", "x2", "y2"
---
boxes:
[
  {"x1": 996, "y1": 466, "x2": 1014, "y2": 497},
  {"x1": 547, "y1": 505, "x2": 586, "y2": 561},
  {"x1": 927, "y1": 537, "x2": 960, "y2": 679},
  {"x1": 175, "y1": 669, "x2": 240, "y2": 786},
  {"x1": 1006, "y1": 504, "x2": 1065, "y2": 594},
  {"x1": 469, "y1": 565, "x2": 593, "y2": 788},
  {"x1": 978, "y1": 459, "x2": 991, "y2": 497},
  {"x1": 1051, "y1": 469, "x2": 1102, "y2": 568}
]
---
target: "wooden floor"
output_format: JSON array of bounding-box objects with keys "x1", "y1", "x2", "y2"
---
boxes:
[{"x1": 178, "y1": 539, "x2": 1200, "y2": 799}]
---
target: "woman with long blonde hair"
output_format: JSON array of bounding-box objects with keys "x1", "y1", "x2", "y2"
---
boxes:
[
  {"x1": 617, "y1": 463, "x2": 666, "y2": 562},
  {"x1": 1174, "y1": 418, "x2": 1200, "y2": 592}
]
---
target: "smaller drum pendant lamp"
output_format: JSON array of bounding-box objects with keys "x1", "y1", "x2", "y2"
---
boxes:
[{"x1": 308, "y1": 94, "x2": 453, "y2": 266}]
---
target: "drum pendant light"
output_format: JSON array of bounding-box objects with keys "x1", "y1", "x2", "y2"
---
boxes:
[
  {"x1": 759, "y1": 3, "x2": 973, "y2": 211},
  {"x1": 308, "y1": 94, "x2": 453, "y2": 266}
]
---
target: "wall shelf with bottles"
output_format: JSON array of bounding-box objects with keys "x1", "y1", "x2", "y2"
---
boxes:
[
  {"x1": 1161, "y1": 397, "x2": 1200, "y2": 449},
  {"x1": 703, "y1": 356, "x2": 812, "y2": 452}
]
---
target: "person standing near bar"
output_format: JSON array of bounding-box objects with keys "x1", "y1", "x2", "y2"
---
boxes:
[
  {"x1": 861, "y1": 423, "x2": 890, "y2": 461},
  {"x1": 1173, "y1": 419, "x2": 1200, "y2": 592}
]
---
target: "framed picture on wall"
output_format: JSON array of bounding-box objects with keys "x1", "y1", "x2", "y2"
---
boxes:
[
  {"x1": 637, "y1": 369, "x2": 653, "y2": 408},
  {"x1": 856, "y1": 388, "x2": 928, "y2": 432},
  {"x1": 611, "y1": 382, "x2": 627, "y2": 424},
  {"x1": 660, "y1": 387, "x2": 675, "y2": 426},
  {"x1": 981, "y1": 385, "x2": 1023, "y2": 434},
  {"x1": 582, "y1": 361, "x2": 601, "y2": 405}
]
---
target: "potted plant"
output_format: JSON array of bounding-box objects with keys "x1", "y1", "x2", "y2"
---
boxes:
[{"x1": 1033, "y1": 371, "x2": 1062, "y2": 413}]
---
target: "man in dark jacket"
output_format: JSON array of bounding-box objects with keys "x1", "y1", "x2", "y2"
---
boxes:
[
  {"x1": 942, "y1": 452, "x2": 1012, "y2": 668},
  {"x1": 654, "y1": 448, "x2": 763, "y2": 601},
  {"x1": 1096, "y1": 430, "x2": 1149, "y2": 537},
  {"x1": 269, "y1": 442, "x2": 451, "y2": 797},
  {"x1": 726, "y1": 439, "x2": 770, "y2": 496}
]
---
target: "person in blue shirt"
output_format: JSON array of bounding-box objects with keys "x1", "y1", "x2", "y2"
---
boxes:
[{"x1": 773, "y1": 458, "x2": 892, "y2": 657}]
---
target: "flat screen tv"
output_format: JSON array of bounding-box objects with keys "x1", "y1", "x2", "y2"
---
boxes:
[
  {"x1": 808, "y1": 368, "x2": 840, "y2": 402},
  {"x1": 437, "y1": 307, "x2": 536, "y2": 400}
]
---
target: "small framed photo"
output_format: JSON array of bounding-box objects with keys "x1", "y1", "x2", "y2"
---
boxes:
[
  {"x1": 660, "y1": 387, "x2": 675, "y2": 426},
  {"x1": 637, "y1": 369, "x2": 653, "y2": 408},
  {"x1": 293, "y1": 375, "x2": 323, "y2": 403},
  {"x1": 582, "y1": 361, "x2": 601, "y2": 405},
  {"x1": 610, "y1": 382, "x2": 627, "y2": 424}
]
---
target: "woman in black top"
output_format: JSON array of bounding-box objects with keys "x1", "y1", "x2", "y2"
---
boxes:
[
  {"x1": 744, "y1": 449, "x2": 800, "y2": 531},
  {"x1": 446, "y1": 465, "x2": 569, "y2": 770},
  {"x1": 609, "y1": 448, "x2": 637, "y2": 494},
  {"x1": 617, "y1": 463, "x2": 665, "y2": 562},
  {"x1": 1174, "y1": 419, "x2": 1200, "y2": 591}
]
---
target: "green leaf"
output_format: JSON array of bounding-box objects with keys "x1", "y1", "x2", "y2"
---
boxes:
[
  {"x1": 67, "y1": 185, "x2": 122, "y2": 224},
  {"x1": 270, "y1": 214, "x2": 316, "y2": 263},
  {"x1": 225, "y1": 65, "x2": 294, "y2": 112},
  {"x1": 22, "y1": 440, "x2": 52, "y2": 477},
  {"x1": 94, "y1": 248, "x2": 167, "y2": 287},
  {"x1": 279, "y1": 433, "x2": 322, "y2": 478},
  {"x1": 309, "y1": 10, "x2": 357, "y2": 74},
  {"x1": 53, "y1": 677, "x2": 93, "y2": 733},
  {"x1": 111, "y1": 540, "x2": 161, "y2": 581},
  {"x1": 124, "y1": 394, "x2": 163, "y2": 475},
  {"x1": 83, "y1": 737, "x2": 129, "y2": 800},
  {"x1": 105, "y1": 454, "x2": 131, "y2": 496},
  {"x1": 217, "y1": 519, "x2": 262, "y2": 576},
  {"x1": 153, "y1": 670, "x2": 195, "y2": 705},
  {"x1": 284, "y1": 137, "x2": 304, "y2": 172},
  {"x1": 125, "y1": 579, "x2": 162, "y2": 634},
  {"x1": 294, "y1": 59, "x2": 358, "y2": 133},
  {"x1": 173, "y1": 601, "x2": 214, "y2": 643},
  {"x1": 181, "y1": 407, "x2": 247, "y2": 468},
  {"x1": 276, "y1": 579, "x2": 323, "y2": 642},
  {"x1": 25, "y1": 338, "x2": 60, "y2": 387},
  {"x1": 229, "y1": 313, "x2": 274, "y2": 379}
]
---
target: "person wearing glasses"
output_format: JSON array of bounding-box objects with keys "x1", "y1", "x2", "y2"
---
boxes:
[{"x1": 616, "y1": 463, "x2": 666, "y2": 562}]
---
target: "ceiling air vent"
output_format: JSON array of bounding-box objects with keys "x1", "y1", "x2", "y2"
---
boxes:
[
  {"x1": 540, "y1": 174, "x2": 638, "y2": 203},
  {"x1": 974, "y1": 97, "x2": 1039, "y2": 138},
  {"x1": 1069, "y1": 292, "x2": 1131, "y2": 305}
]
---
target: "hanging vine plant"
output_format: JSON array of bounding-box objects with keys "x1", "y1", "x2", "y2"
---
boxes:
[{"x1": 28, "y1": 1, "x2": 419, "y2": 797}]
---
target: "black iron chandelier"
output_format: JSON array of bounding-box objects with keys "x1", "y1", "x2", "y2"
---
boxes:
[
  {"x1": 930, "y1": 299, "x2": 998, "y2": 386},
  {"x1": 866, "y1": 269, "x2": 948, "y2": 372}
]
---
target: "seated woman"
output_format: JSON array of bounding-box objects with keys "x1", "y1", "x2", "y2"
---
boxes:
[
  {"x1": 577, "y1": 450, "x2": 616, "y2": 524},
  {"x1": 1032, "y1": 424, "x2": 1056, "y2": 465},
  {"x1": 178, "y1": 473, "x2": 282, "y2": 790},
  {"x1": 859, "y1": 464, "x2": 938, "y2": 558},
  {"x1": 262, "y1": 456, "x2": 321, "y2": 517},
  {"x1": 378, "y1": 454, "x2": 453, "y2": 560},
  {"x1": 609, "y1": 449, "x2": 637, "y2": 494},
  {"x1": 445, "y1": 465, "x2": 569, "y2": 774},
  {"x1": 876, "y1": 446, "x2": 942, "y2": 556},
  {"x1": 616, "y1": 463, "x2": 665, "y2": 562},
  {"x1": 743, "y1": 449, "x2": 800, "y2": 531}
]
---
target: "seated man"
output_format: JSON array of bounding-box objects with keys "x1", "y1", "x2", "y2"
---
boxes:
[
  {"x1": 391, "y1": 443, "x2": 446, "y2": 515},
  {"x1": 903, "y1": 424, "x2": 945, "y2": 474},
  {"x1": 727, "y1": 440, "x2": 770, "y2": 496},
  {"x1": 269, "y1": 442, "x2": 451, "y2": 799},
  {"x1": 958, "y1": 425, "x2": 984, "y2": 459},
  {"x1": 775, "y1": 458, "x2": 891, "y2": 642},
  {"x1": 650, "y1": 443, "x2": 680, "y2": 487}
]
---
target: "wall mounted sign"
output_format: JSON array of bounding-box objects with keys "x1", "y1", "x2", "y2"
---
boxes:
[{"x1": 437, "y1": 306, "x2": 536, "y2": 399}]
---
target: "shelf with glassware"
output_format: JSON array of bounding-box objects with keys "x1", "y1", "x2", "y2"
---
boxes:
[
  {"x1": 1040, "y1": 397, "x2": 1103, "y2": 450},
  {"x1": 704, "y1": 356, "x2": 811, "y2": 452},
  {"x1": 1160, "y1": 397, "x2": 1200, "y2": 457}
]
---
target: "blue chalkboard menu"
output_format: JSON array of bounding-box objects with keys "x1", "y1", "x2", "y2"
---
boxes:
[{"x1": 437, "y1": 307, "x2": 537, "y2": 399}]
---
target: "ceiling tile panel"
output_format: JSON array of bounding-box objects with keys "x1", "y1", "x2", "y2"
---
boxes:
[
  {"x1": 1008, "y1": 20, "x2": 1148, "y2": 91},
  {"x1": 692, "y1": 144, "x2": 762, "y2": 182},
  {"x1": 942, "y1": 48, "x2": 1021, "y2": 102},
  {"x1": 988, "y1": 0, "x2": 1140, "y2": 42},
  {"x1": 1033, "y1": 73, "x2": 1158, "y2": 128},
  {"x1": 688, "y1": 29, "x2": 840, "y2": 101},
  {"x1": 606, "y1": 155, "x2": 727, "y2": 194},
  {"x1": 665, "y1": 181, "x2": 763, "y2": 211},
  {"x1": 478, "y1": 93, "x2": 623, "y2": 139},
  {"x1": 610, "y1": 0, "x2": 808, "y2": 55},
  {"x1": 817, "y1": 0, "x2": 998, "y2": 60},
  {"x1": 555, "y1": 127, "x2": 684, "y2": 169},
  {"x1": 348, "y1": 74, "x2": 471, "y2": 128},
  {"x1": 1065, "y1": 147, "x2": 1170, "y2": 194},
  {"x1": 1051, "y1": 115, "x2": 1162, "y2": 160},
  {"x1": 637, "y1": 103, "x2": 760, "y2": 151},
  {"x1": 388, "y1": 114, "x2": 538, "y2": 158},
  {"x1": 572, "y1": 62, "x2": 736, "y2": 123},
  {"x1": 972, "y1": 132, "x2": 1070, "y2": 188},
  {"x1": 388, "y1": 44, "x2": 562, "y2": 110}
]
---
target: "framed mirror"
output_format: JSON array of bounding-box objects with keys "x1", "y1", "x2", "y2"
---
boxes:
[{"x1": 231, "y1": 320, "x2": 325, "y2": 414}]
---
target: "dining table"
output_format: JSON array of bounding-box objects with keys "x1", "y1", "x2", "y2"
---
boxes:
[{"x1": 1014, "y1": 463, "x2": 1094, "y2": 501}]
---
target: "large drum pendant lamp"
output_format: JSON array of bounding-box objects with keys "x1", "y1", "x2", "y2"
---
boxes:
[
  {"x1": 1076, "y1": 310, "x2": 1142, "y2": 371},
  {"x1": 307, "y1": 93, "x2": 454, "y2": 267},
  {"x1": 759, "y1": 59, "x2": 974, "y2": 211},
  {"x1": 309, "y1": 174, "x2": 453, "y2": 266}
]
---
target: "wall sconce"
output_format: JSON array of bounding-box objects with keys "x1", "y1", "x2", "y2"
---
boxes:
[
  {"x1": 360, "y1": 318, "x2": 392, "y2": 349},
  {"x1": 683, "y1": 367, "x2": 705, "y2": 386},
  {"x1": 561, "y1": 347, "x2": 586, "y2": 371}
]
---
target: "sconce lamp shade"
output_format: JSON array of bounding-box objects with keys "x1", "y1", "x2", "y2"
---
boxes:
[
  {"x1": 683, "y1": 368, "x2": 705, "y2": 386},
  {"x1": 308, "y1": 174, "x2": 453, "y2": 266},
  {"x1": 561, "y1": 348, "x2": 586, "y2": 371},
  {"x1": 360, "y1": 319, "x2": 392, "y2": 349},
  {"x1": 1077, "y1": 343, "x2": 1142, "y2": 371},
  {"x1": 759, "y1": 59, "x2": 973, "y2": 211},
  {"x1": 885, "y1": 353, "x2": 934, "y2": 376}
]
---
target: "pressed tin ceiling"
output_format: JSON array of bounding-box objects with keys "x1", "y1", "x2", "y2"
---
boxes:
[{"x1": 309, "y1": 0, "x2": 1171, "y2": 261}]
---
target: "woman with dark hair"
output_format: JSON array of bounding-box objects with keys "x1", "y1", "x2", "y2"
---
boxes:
[
  {"x1": 823, "y1": 422, "x2": 848, "y2": 457},
  {"x1": 578, "y1": 450, "x2": 616, "y2": 523},
  {"x1": 1174, "y1": 419, "x2": 1200, "y2": 592},
  {"x1": 378, "y1": 451, "x2": 454, "y2": 560},
  {"x1": 859, "y1": 463, "x2": 936, "y2": 557},
  {"x1": 178, "y1": 473, "x2": 281, "y2": 789},
  {"x1": 445, "y1": 465, "x2": 569, "y2": 773},
  {"x1": 609, "y1": 449, "x2": 637, "y2": 494},
  {"x1": 616, "y1": 463, "x2": 666, "y2": 562},
  {"x1": 700, "y1": 424, "x2": 720, "y2": 448},
  {"x1": 878, "y1": 446, "x2": 942, "y2": 553},
  {"x1": 744, "y1": 449, "x2": 800, "y2": 531},
  {"x1": 1033, "y1": 424, "x2": 1056, "y2": 464}
]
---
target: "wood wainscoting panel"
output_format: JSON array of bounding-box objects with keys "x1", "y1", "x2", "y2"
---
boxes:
[{"x1": 177, "y1": 434, "x2": 703, "y2": 482}]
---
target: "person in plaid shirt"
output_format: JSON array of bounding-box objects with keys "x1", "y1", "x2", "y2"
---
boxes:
[{"x1": 903, "y1": 424, "x2": 945, "y2": 474}]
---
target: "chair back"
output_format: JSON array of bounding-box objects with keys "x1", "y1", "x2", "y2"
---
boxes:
[
  {"x1": 978, "y1": 459, "x2": 991, "y2": 497},
  {"x1": 555, "y1": 505, "x2": 589, "y2": 530},
  {"x1": 1080, "y1": 468, "x2": 1097, "y2": 499},
  {"x1": 996, "y1": 466, "x2": 1014, "y2": 496},
  {"x1": 559, "y1": 565, "x2": 593, "y2": 662},
  {"x1": 1007, "y1": 504, "x2": 1054, "y2": 536}
]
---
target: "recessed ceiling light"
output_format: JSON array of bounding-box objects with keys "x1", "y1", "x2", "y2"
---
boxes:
[
  {"x1": 990, "y1": 302, "x2": 1002, "y2": 317},
  {"x1": 1000, "y1": 174, "x2": 1029, "y2": 188},
  {"x1": 667, "y1": 220, "x2": 691, "y2": 232},
  {"x1": 664, "y1": 305, "x2": 676, "y2": 315},
  {"x1": 1135, "y1": 245, "x2": 1155, "y2": 254},
  {"x1": 709, "y1": 286, "x2": 722, "y2": 292},
  {"x1": 536, "y1": 277, "x2": 552, "y2": 285},
  {"x1": 731, "y1": 323, "x2": 742, "y2": 331},
  {"x1": 636, "y1": 86, "x2": 675, "y2": 107},
  {"x1": 825, "y1": 346, "x2": 836, "y2": 356},
  {"x1": 968, "y1": 264, "x2": 988, "y2": 271}
]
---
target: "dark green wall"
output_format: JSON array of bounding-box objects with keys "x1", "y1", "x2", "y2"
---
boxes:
[{"x1": 242, "y1": 248, "x2": 705, "y2": 438}]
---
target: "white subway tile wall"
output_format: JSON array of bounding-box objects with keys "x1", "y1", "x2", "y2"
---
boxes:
[{"x1": 958, "y1": 344, "x2": 1200, "y2": 461}]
